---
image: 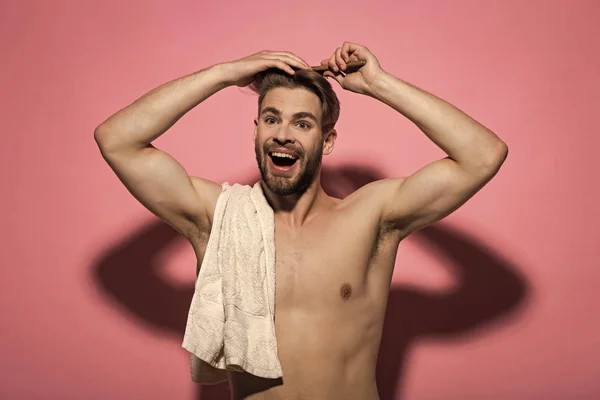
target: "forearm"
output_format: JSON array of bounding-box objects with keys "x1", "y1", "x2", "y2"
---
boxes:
[
  {"x1": 368, "y1": 72, "x2": 507, "y2": 170},
  {"x1": 94, "y1": 63, "x2": 232, "y2": 151}
]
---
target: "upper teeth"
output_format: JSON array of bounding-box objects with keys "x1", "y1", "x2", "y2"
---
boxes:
[{"x1": 272, "y1": 152, "x2": 296, "y2": 159}]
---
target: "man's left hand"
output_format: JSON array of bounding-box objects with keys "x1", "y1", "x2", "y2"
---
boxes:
[{"x1": 320, "y1": 42, "x2": 385, "y2": 96}]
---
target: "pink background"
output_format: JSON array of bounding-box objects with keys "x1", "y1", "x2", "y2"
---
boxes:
[{"x1": 2, "y1": 0, "x2": 599, "y2": 399}]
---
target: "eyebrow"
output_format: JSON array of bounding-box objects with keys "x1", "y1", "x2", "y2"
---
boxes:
[{"x1": 260, "y1": 107, "x2": 319, "y2": 124}]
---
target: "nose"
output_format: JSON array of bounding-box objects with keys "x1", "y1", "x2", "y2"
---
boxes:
[{"x1": 273, "y1": 124, "x2": 295, "y2": 144}]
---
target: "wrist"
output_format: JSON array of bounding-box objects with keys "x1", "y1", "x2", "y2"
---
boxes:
[
  {"x1": 365, "y1": 70, "x2": 394, "y2": 98},
  {"x1": 205, "y1": 62, "x2": 236, "y2": 89}
]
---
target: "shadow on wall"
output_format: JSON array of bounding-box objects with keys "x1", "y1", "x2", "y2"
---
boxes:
[{"x1": 92, "y1": 164, "x2": 529, "y2": 400}]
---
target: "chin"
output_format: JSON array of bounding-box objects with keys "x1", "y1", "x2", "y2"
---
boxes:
[
  {"x1": 256, "y1": 152, "x2": 318, "y2": 196},
  {"x1": 263, "y1": 174, "x2": 302, "y2": 196}
]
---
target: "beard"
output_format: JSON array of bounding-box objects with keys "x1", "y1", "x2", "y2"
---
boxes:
[{"x1": 255, "y1": 141, "x2": 322, "y2": 196}]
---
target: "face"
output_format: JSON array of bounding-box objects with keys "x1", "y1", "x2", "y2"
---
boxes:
[{"x1": 254, "y1": 87, "x2": 335, "y2": 196}]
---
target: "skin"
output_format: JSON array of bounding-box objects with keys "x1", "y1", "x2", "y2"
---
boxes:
[
  {"x1": 231, "y1": 87, "x2": 398, "y2": 399},
  {"x1": 95, "y1": 42, "x2": 508, "y2": 399}
]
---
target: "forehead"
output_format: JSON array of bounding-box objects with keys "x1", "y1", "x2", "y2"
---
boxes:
[{"x1": 261, "y1": 87, "x2": 321, "y2": 118}]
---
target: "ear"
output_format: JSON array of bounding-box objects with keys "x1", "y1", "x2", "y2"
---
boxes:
[
  {"x1": 253, "y1": 118, "x2": 258, "y2": 143},
  {"x1": 322, "y1": 129, "x2": 337, "y2": 155}
]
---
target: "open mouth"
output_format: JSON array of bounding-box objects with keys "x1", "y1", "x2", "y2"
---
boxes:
[{"x1": 269, "y1": 151, "x2": 299, "y2": 168}]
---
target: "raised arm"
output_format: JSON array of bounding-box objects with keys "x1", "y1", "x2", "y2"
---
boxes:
[
  {"x1": 94, "y1": 52, "x2": 311, "y2": 243},
  {"x1": 94, "y1": 65, "x2": 227, "y2": 242},
  {"x1": 371, "y1": 72, "x2": 508, "y2": 237},
  {"x1": 321, "y1": 42, "x2": 508, "y2": 238}
]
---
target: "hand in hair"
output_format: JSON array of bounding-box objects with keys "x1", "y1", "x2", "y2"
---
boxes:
[
  {"x1": 221, "y1": 50, "x2": 311, "y2": 88},
  {"x1": 320, "y1": 42, "x2": 385, "y2": 96}
]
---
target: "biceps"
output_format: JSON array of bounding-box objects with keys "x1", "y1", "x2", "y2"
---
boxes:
[
  {"x1": 102, "y1": 146, "x2": 208, "y2": 234},
  {"x1": 383, "y1": 157, "x2": 492, "y2": 234}
]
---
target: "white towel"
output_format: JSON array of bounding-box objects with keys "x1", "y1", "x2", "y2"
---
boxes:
[{"x1": 181, "y1": 182, "x2": 282, "y2": 384}]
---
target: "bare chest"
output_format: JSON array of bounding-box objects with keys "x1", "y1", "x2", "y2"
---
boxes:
[{"x1": 272, "y1": 214, "x2": 392, "y2": 310}]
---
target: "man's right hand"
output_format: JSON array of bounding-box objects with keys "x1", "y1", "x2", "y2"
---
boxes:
[{"x1": 221, "y1": 50, "x2": 311, "y2": 87}]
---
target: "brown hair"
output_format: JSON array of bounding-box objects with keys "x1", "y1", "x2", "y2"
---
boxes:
[{"x1": 248, "y1": 68, "x2": 340, "y2": 134}]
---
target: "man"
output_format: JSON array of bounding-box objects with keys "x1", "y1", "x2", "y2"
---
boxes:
[{"x1": 95, "y1": 42, "x2": 508, "y2": 399}]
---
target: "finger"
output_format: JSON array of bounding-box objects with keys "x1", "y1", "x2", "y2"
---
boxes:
[
  {"x1": 342, "y1": 42, "x2": 364, "y2": 58},
  {"x1": 320, "y1": 59, "x2": 329, "y2": 66},
  {"x1": 323, "y1": 70, "x2": 344, "y2": 86},
  {"x1": 280, "y1": 53, "x2": 311, "y2": 69},
  {"x1": 335, "y1": 47, "x2": 346, "y2": 71},
  {"x1": 277, "y1": 61, "x2": 296, "y2": 75},
  {"x1": 348, "y1": 52, "x2": 360, "y2": 63},
  {"x1": 264, "y1": 54, "x2": 307, "y2": 72},
  {"x1": 263, "y1": 58, "x2": 296, "y2": 75},
  {"x1": 341, "y1": 42, "x2": 354, "y2": 59},
  {"x1": 341, "y1": 42, "x2": 353, "y2": 62},
  {"x1": 328, "y1": 53, "x2": 338, "y2": 73},
  {"x1": 343, "y1": 42, "x2": 368, "y2": 66},
  {"x1": 267, "y1": 51, "x2": 310, "y2": 69},
  {"x1": 273, "y1": 54, "x2": 309, "y2": 70}
]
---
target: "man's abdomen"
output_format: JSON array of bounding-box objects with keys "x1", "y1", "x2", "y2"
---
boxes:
[{"x1": 229, "y1": 300, "x2": 384, "y2": 400}]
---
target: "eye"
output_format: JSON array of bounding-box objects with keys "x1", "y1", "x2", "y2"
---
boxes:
[
  {"x1": 297, "y1": 121, "x2": 311, "y2": 130},
  {"x1": 265, "y1": 117, "x2": 277, "y2": 124}
]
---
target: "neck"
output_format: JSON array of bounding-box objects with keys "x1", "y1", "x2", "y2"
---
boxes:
[{"x1": 261, "y1": 174, "x2": 329, "y2": 228}]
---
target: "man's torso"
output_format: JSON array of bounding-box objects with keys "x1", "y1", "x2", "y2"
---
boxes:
[{"x1": 194, "y1": 188, "x2": 402, "y2": 400}]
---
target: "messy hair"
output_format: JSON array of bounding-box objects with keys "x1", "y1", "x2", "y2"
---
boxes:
[{"x1": 248, "y1": 68, "x2": 341, "y2": 134}]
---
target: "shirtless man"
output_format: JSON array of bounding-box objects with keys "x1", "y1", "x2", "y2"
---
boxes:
[{"x1": 94, "y1": 42, "x2": 508, "y2": 399}]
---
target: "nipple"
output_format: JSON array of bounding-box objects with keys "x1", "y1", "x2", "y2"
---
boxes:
[{"x1": 340, "y1": 283, "x2": 352, "y2": 300}]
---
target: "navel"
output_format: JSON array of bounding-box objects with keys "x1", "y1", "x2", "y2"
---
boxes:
[{"x1": 340, "y1": 283, "x2": 352, "y2": 300}]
